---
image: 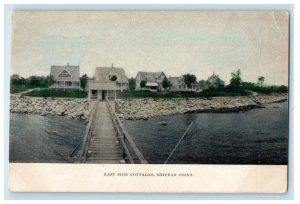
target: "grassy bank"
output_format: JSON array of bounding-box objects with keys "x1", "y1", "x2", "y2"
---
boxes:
[
  {"x1": 119, "y1": 86, "x2": 287, "y2": 99},
  {"x1": 10, "y1": 86, "x2": 28, "y2": 94},
  {"x1": 23, "y1": 89, "x2": 87, "y2": 98}
]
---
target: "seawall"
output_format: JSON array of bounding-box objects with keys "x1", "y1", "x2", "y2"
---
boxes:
[{"x1": 115, "y1": 94, "x2": 288, "y2": 120}]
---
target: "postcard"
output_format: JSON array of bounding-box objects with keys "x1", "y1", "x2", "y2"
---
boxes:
[{"x1": 9, "y1": 11, "x2": 289, "y2": 192}]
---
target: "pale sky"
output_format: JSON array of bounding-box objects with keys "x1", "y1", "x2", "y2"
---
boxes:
[{"x1": 11, "y1": 11, "x2": 289, "y2": 85}]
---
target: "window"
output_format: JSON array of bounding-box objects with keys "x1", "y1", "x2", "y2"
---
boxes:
[{"x1": 58, "y1": 70, "x2": 71, "y2": 80}]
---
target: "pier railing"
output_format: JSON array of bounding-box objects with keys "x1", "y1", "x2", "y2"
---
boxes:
[
  {"x1": 106, "y1": 100, "x2": 148, "y2": 164},
  {"x1": 77, "y1": 100, "x2": 98, "y2": 162}
]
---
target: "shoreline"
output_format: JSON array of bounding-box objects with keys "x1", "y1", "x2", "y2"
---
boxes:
[
  {"x1": 10, "y1": 95, "x2": 90, "y2": 120},
  {"x1": 9, "y1": 93, "x2": 288, "y2": 120},
  {"x1": 115, "y1": 94, "x2": 288, "y2": 120}
]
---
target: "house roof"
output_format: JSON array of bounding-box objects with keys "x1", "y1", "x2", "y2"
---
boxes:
[
  {"x1": 136, "y1": 71, "x2": 165, "y2": 83},
  {"x1": 93, "y1": 67, "x2": 128, "y2": 83},
  {"x1": 50, "y1": 65, "x2": 80, "y2": 81},
  {"x1": 169, "y1": 76, "x2": 184, "y2": 85}
]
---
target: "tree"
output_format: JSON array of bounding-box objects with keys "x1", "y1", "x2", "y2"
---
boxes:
[
  {"x1": 80, "y1": 74, "x2": 89, "y2": 90},
  {"x1": 110, "y1": 75, "x2": 117, "y2": 81},
  {"x1": 140, "y1": 80, "x2": 147, "y2": 88},
  {"x1": 129, "y1": 77, "x2": 136, "y2": 90},
  {"x1": 214, "y1": 77, "x2": 225, "y2": 89},
  {"x1": 11, "y1": 74, "x2": 20, "y2": 85},
  {"x1": 198, "y1": 80, "x2": 208, "y2": 90},
  {"x1": 257, "y1": 76, "x2": 265, "y2": 87},
  {"x1": 28, "y1": 76, "x2": 40, "y2": 88},
  {"x1": 45, "y1": 75, "x2": 55, "y2": 87},
  {"x1": 229, "y1": 69, "x2": 242, "y2": 88},
  {"x1": 162, "y1": 77, "x2": 171, "y2": 90},
  {"x1": 183, "y1": 74, "x2": 197, "y2": 89}
]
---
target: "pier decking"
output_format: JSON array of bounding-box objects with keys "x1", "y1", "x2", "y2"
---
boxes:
[
  {"x1": 79, "y1": 100, "x2": 148, "y2": 164},
  {"x1": 85, "y1": 102, "x2": 124, "y2": 163}
]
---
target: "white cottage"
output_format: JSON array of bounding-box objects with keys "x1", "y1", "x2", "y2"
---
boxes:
[
  {"x1": 169, "y1": 76, "x2": 199, "y2": 92},
  {"x1": 50, "y1": 65, "x2": 80, "y2": 90},
  {"x1": 87, "y1": 66, "x2": 129, "y2": 100},
  {"x1": 135, "y1": 71, "x2": 166, "y2": 91}
]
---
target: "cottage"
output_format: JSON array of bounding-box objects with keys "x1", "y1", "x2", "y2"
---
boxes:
[
  {"x1": 49, "y1": 64, "x2": 80, "y2": 90},
  {"x1": 169, "y1": 76, "x2": 199, "y2": 92},
  {"x1": 87, "y1": 66, "x2": 129, "y2": 100},
  {"x1": 135, "y1": 71, "x2": 166, "y2": 91}
]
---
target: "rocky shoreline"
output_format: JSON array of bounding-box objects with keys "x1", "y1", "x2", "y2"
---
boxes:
[
  {"x1": 10, "y1": 94, "x2": 288, "y2": 121},
  {"x1": 115, "y1": 94, "x2": 288, "y2": 120},
  {"x1": 10, "y1": 95, "x2": 90, "y2": 120}
]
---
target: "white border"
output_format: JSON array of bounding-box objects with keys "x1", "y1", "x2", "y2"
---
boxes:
[{"x1": 1, "y1": 1, "x2": 298, "y2": 202}]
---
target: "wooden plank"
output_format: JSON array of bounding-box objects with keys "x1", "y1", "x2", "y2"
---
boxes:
[{"x1": 84, "y1": 101, "x2": 125, "y2": 164}]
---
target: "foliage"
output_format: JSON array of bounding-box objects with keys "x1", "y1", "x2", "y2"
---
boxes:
[
  {"x1": 229, "y1": 69, "x2": 242, "y2": 88},
  {"x1": 128, "y1": 77, "x2": 136, "y2": 90},
  {"x1": 118, "y1": 89, "x2": 251, "y2": 99},
  {"x1": 24, "y1": 89, "x2": 87, "y2": 98},
  {"x1": 10, "y1": 74, "x2": 55, "y2": 93},
  {"x1": 162, "y1": 77, "x2": 171, "y2": 89},
  {"x1": 80, "y1": 74, "x2": 89, "y2": 89},
  {"x1": 207, "y1": 77, "x2": 225, "y2": 89},
  {"x1": 140, "y1": 80, "x2": 147, "y2": 88},
  {"x1": 183, "y1": 74, "x2": 197, "y2": 88},
  {"x1": 257, "y1": 76, "x2": 265, "y2": 87},
  {"x1": 110, "y1": 75, "x2": 118, "y2": 81},
  {"x1": 198, "y1": 80, "x2": 208, "y2": 90}
]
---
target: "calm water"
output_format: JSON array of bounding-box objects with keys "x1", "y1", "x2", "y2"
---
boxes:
[
  {"x1": 123, "y1": 102, "x2": 288, "y2": 164},
  {"x1": 9, "y1": 102, "x2": 288, "y2": 164},
  {"x1": 9, "y1": 113, "x2": 86, "y2": 163}
]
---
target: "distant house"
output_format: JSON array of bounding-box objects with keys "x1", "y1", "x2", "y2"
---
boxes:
[
  {"x1": 135, "y1": 71, "x2": 166, "y2": 91},
  {"x1": 50, "y1": 64, "x2": 80, "y2": 90},
  {"x1": 169, "y1": 76, "x2": 198, "y2": 92},
  {"x1": 206, "y1": 73, "x2": 224, "y2": 89},
  {"x1": 87, "y1": 66, "x2": 129, "y2": 100}
]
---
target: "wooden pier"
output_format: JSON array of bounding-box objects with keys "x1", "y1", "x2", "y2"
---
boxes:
[{"x1": 79, "y1": 100, "x2": 147, "y2": 164}]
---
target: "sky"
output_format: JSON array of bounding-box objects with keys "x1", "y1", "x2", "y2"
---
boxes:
[{"x1": 11, "y1": 11, "x2": 289, "y2": 85}]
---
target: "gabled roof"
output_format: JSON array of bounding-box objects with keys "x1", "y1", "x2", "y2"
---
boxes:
[
  {"x1": 136, "y1": 71, "x2": 165, "y2": 82},
  {"x1": 93, "y1": 67, "x2": 128, "y2": 83},
  {"x1": 169, "y1": 76, "x2": 184, "y2": 85},
  {"x1": 50, "y1": 65, "x2": 80, "y2": 81}
]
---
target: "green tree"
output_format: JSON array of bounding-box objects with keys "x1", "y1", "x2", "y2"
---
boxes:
[
  {"x1": 215, "y1": 78, "x2": 225, "y2": 89},
  {"x1": 28, "y1": 76, "x2": 40, "y2": 88},
  {"x1": 129, "y1": 77, "x2": 136, "y2": 90},
  {"x1": 45, "y1": 75, "x2": 55, "y2": 87},
  {"x1": 11, "y1": 74, "x2": 21, "y2": 86},
  {"x1": 183, "y1": 74, "x2": 197, "y2": 89},
  {"x1": 198, "y1": 80, "x2": 208, "y2": 90},
  {"x1": 162, "y1": 77, "x2": 171, "y2": 90},
  {"x1": 140, "y1": 80, "x2": 147, "y2": 88},
  {"x1": 110, "y1": 75, "x2": 117, "y2": 81},
  {"x1": 80, "y1": 74, "x2": 89, "y2": 89},
  {"x1": 230, "y1": 69, "x2": 242, "y2": 88},
  {"x1": 257, "y1": 76, "x2": 265, "y2": 87}
]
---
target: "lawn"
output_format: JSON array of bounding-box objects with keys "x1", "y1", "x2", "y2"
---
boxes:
[
  {"x1": 24, "y1": 89, "x2": 88, "y2": 98},
  {"x1": 119, "y1": 86, "x2": 287, "y2": 99}
]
